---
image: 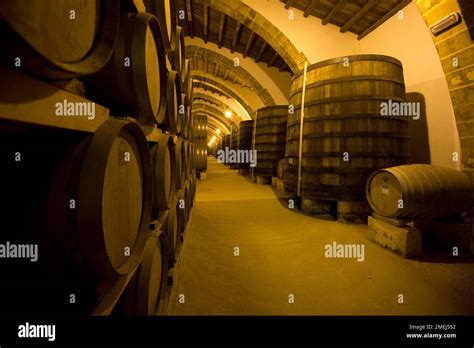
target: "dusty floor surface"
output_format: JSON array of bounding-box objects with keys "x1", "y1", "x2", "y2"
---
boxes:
[{"x1": 167, "y1": 157, "x2": 474, "y2": 315}]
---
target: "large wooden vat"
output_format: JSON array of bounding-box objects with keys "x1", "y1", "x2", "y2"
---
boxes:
[
  {"x1": 254, "y1": 106, "x2": 288, "y2": 178},
  {"x1": 0, "y1": 0, "x2": 120, "y2": 79},
  {"x1": 285, "y1": 55, "x2": 409, "y2": 201},
  {"x1": 366, "y1": 165, "x2": 473, "y2": 220},
  {"x1": 85, "y1": 12, "x2": 168, "y2": 126},
  {"x1": 239, "y1": 120, "x2": 254, "y2": 151}
]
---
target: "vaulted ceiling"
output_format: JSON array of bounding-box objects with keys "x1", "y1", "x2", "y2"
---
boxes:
[
  {"x1": 282, "y1": 0, "x2": 411, "y2": 39},
  {"x1": 177, "y1": 0, "x2": 294, "y2": 73}
]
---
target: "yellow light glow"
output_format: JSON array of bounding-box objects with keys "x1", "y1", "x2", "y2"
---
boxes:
[{"x1": 225, "y1": 111, "x2": 232, "y2": 118}]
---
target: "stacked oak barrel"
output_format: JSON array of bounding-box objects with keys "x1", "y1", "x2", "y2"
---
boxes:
[
  {"x1": 0, "y1": 0, "x2": 195, "y2": 315},
  {"x1": 193, "y1": 114, "x2": 208, "y2": 173}
]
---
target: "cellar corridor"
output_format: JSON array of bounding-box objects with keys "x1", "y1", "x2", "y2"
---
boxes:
[{"x1": 166, "y1": 157, "x2": 474, "y2": 316}]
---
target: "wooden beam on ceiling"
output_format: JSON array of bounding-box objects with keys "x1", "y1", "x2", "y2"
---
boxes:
[
  {"x1": 218, "y1": 12, "x2": 227, "y2": 48},
  {"x1": 214, "y1": 62, "x2": 219, "y2": 77},
  {"x1": 268, "y1": 51, "x2": 279, "y2": 67},
  {"x1": 304, "y1": 0, "x2": 320, "y2": 17},
  {"x1": 185, "y1": 0, "x2": 195, "y2": 38},
  {"x1": 255, "y1": 41, "x2": 268, "y2": 63},
  {"x1": 322, "y1": 0, "x2": 347, "y2": 25},
  {"x1": 284, "y1": 0, "x2": 293, "y2": 9},
  {"x1": 223, "y1": 68, "x2": 229, "y2": 81},
  {"x1": 231, "y1": 22, "x2": 243, "y2": 53},
  {"x1": 340, "y1": 0, "x2": 379, "y2": 33},
  {"x1": 204, "y1": 56, "x2": 209, "y2": 74},
  {"x1": 203, "y1": 4, "x2": 210, "y2": 43},
  {"x1": 278, "y1": 59, "x2": 287, "y2": 72},
  {"x1": 243, "y1": 32, "x2": 256, "y2": 58},
  {"x1": 358, "y1": 0, "x2": 411, "y2": 39}
]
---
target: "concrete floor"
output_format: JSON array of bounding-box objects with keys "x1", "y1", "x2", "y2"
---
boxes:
[{"x1": 167, "y1": 157, "x2": 474, "y2": 315}]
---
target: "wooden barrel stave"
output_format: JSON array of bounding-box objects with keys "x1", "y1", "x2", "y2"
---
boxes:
[{"x1": 254, "y1": 106, "x2": 288, "y2": 177}]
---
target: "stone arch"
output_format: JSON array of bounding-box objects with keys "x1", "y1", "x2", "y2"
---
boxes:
[
  {"x1": 191, "y1": 74, "x2": 256, "y2": 117},
  {"x1": 415, "y1": 0, "x2": 474, "y2": 170},
  {"x1": 202, "y1": 0, "x2": 307, "y2": 73},
  {"x1": 187, "y1": 45, "x2": 275, "y2": 106}
]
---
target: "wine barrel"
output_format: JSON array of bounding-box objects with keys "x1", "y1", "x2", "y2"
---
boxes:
[
  {"x1": 169, "y1": 26, "x2": 185, "y2": 76},
  {"x1": 193, "y1": 115, "x2": 208, "y2": 172},
  {"x1": 165, "y1": 207, "x2": 179, "y2": 262},
  {"x1": 176, "y1": 188, "x2": 186, "y2": 236},
  {"x1": 150, "y1": 134, "x2": 176, "y2": 211},
  {"x1": 114, "y1": 232, "x2": 169, "y2": 315},
  {"x1": 285, "y1": 55, "x2": 409, "y2": 201},
  {"x1": 77, "y1": 119, "x2": 152, "y2": 280},
  {"x1": 182, "y1": 58, "x2": 190, "y2": 92},
  {"x1": 189, "y1": 173, "x2": 196, "y2": 208},
  {"x1": 184, "y1": 180, "x2": 191, "y2": 222},
  {"x1": 366, "y1": 164, "x2": 473, "y2": 220},
  {"x1": 0, "y1": 0, "x2": 120, "y2": 79},
  {"x1": 143, "y1": 0, "x2": 177, "y2": 50},
  {"x1": 254, "y1": 106, "x2": 288, "y2": 178},
  {"x1": 136, "y1": 233, "x2": 169, "y2": 315},
  {"x1": 85, "y1": 12, "x2": 167, "y2": 126},
  {"x1": 175, "y1": 138, "x2": 186, "y2": 189},
  {"x1": 164, "y1": 70, "x2": 183, "y2": 134}
]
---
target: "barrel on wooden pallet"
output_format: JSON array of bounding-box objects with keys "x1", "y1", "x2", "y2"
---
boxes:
[
  {"x1": 151, "y1": 134, "x2": 176, "y2": 212},
  {"x1": 85, "y1": 13, "x2": 167, "y2": 126},
  {"x1": 0, "y1": 0, "x2": 120, "y2": 79},
  {"x1": 143, "y1": 0, "x2": 177, "y2": 50},
  {"x1": 254, "y1": 106, "x2": 288, "y2": 178},
  {"x1": 366, "y1": 164, "x2": 473, "y2": 220},
  {"x1": 285, "y1": 55, "x2": 409, "y2": 201}
]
